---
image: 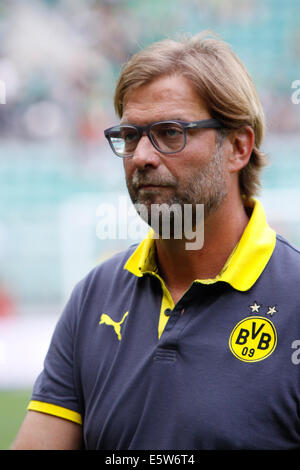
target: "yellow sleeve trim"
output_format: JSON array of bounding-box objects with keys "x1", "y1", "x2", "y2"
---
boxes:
[{"x1": 27, "y1": 400, "x2": 82, "y2": 425}]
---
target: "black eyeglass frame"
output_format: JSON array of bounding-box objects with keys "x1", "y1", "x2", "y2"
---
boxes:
[{"x1": 104, "y1": 118, "x2": 222, "y2": 158}]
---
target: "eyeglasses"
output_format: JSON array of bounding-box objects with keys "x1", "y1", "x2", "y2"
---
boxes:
[{"x1": 104, "y1": 118, "x2": 222, "y2": 158}]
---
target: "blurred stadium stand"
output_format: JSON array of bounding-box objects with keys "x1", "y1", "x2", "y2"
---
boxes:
[{"x1": 0, "y1": 0, "x2": 299, "y2": 387}]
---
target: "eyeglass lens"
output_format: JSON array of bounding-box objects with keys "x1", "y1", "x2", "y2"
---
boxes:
[{"x1": 109, "y1": 122, "x2": 185, "y2": 156}]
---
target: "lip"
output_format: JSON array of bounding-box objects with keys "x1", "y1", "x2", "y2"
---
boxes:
[
  {"x1": 139, "y1": 185, "x2": 160, "y2": 189},
  {"x1": 138, "y1": 184, "x2": 171, "y2": 190}
]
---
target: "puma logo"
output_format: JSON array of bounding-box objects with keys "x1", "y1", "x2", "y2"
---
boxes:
[{"x1": 99, "y1": 311, "x2": 129, "y2": 341}]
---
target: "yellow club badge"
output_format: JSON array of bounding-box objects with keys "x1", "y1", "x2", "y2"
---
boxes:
[{"x1": 229, "y1": 316, "x2": 277, "y2": 363}]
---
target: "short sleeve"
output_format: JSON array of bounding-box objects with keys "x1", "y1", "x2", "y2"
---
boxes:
[{"x1": 27, "y1": 286, "x2": 83, "y2": 425}]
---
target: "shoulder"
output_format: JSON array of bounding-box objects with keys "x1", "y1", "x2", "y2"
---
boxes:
[
  {"x1": 67, "y1": 244, "x2": 139, "y2": 309},
  {"x1": 271, "y1": 234, "x2": 300, "y2": 278},
  {"x1": 275, "y1": 234, "x2": 300, "y2": 259}
]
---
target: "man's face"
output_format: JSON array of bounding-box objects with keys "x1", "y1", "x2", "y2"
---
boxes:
[{"x1": 121, "y1": 75, "x2": 229, "y2": 228}]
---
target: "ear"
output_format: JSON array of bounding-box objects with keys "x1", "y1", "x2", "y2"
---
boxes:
[{"x1": 227, "y1": 126, "x2": 255, "y2": 173}]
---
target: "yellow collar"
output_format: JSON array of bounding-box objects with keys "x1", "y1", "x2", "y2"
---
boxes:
[{"x1": 124, "y1": 198, "x2": 276, "y2": 292}]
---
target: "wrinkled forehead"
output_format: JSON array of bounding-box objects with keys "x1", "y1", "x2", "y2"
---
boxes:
[{"x1": 121, "y1": 74, "x2": 210, "y2": 124}]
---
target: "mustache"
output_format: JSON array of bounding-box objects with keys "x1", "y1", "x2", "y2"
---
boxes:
[{"x1": 130, "y1": 171, "x2": 177, "y2": 189}]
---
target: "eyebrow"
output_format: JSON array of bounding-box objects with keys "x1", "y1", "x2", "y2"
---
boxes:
[{"x1": 119, "y1": 118, "x2": 188, "y2": 125}]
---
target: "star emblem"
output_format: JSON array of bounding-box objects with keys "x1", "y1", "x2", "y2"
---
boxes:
[
  {"x1": 249, "y1": 301, "x2": 261, "y2": 313},
  {"x1": 266, "y1": 306, "x2": 277, "y2": 316}
]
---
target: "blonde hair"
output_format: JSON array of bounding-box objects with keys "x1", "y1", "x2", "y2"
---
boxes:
[{"x1": 114, "y1": 31, "x2": 267, "y2": 198}]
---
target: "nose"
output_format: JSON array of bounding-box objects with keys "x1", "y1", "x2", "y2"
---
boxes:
[{"x1": 131, "y1": 134, "x2": 161, "y2": 169}]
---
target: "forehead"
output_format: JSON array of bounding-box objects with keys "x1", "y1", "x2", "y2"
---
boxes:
[{"x1": 121, "y1": 74, "x2": 210, "y2": 123}]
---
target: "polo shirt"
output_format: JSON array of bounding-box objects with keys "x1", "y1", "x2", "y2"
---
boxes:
[{"x1": 28, "y1": 198, "x2": 300, "y2": 450}]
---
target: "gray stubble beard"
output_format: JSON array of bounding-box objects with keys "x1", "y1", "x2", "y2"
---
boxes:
[{"x1": 126, "y1": 141, "x2": 228, "y2": 243}]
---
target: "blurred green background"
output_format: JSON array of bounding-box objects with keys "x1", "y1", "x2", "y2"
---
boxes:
[
  {"x1": 0, "y1": 389, "x2": 31, "y2": 450},
  {"x1": 0, "y1": 0, "x2": 300, "y2": 449}
]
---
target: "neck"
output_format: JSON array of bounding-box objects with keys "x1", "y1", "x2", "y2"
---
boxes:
[{"x1": 154, "y1": 194, "x2": 250, "y2": 304}]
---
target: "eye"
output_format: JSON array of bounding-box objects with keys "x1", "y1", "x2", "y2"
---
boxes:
[
  {"x1": 121, "y1": 130, "x2": 138, "y2": 142},
  {"x1": 126, "y1": 132, "x2": 138, "y2": 142},
  {"x1": 155, "y1": 124, "x2": 183, "y2": 139},
  {"x1": 165, "y1": 128, "x2": 181, "y2": 137}
]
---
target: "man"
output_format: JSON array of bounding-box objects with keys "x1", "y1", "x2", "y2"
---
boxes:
[{"x1": 12, "y1": 32, "x2": 300, "y2": 450}]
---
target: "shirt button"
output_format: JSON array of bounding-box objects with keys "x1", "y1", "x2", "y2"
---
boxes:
[{"x1": 164, "y1": 308, "x2": 172, "y2": 316}]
